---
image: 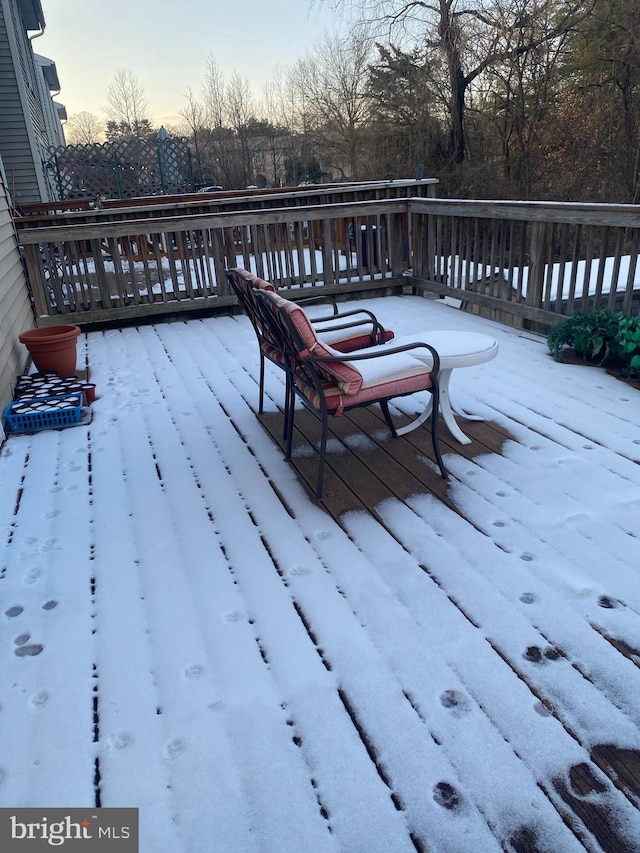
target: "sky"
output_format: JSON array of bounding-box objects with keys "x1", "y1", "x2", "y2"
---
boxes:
[
  {"x1": 2, "y1": 287, "x2": 640, "y2": 850},
  {"x1": 35, "y1": 0, "x2": 348, "y2": 129}
]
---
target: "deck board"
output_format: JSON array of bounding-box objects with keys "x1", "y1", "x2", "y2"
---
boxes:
[{"x1": 1, "y1": 295, "x2": 639, "y2": 852}]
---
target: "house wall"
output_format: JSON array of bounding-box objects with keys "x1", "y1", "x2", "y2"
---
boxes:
[
  {"x1": 0, "y1": 156, "x2": 33, "y2": 430},
  {"x1": 0, "y1": 0, "x2": 59, "y2": 207},
  {"x1": 35, "y1": 54, "x2": 65, "y2": 149}
]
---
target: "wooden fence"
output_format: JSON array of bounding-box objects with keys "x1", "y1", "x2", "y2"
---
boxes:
[
  {"x1": 16, "y1": 195, "x2": 640, "y2": 327},
  {"x1": 19, "y1": 179, "x2": 438, "y2": 226},
  {"x1": 18, "y1": 200, "x2": 410, "y2": 325},
  {"x1": 409, "y1": 198, "x2": 640, "y2": 325}
]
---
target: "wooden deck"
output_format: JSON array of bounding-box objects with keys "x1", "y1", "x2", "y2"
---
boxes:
[
  {"x1": 1, "y1": 295, "x2": 639, "y2": 852},
  {"x1": 261, "y1": 407, "x2": 640, "y2": 853},
  {"x1": 259, "y1": 405, "x2": 513, "y2": 522}
]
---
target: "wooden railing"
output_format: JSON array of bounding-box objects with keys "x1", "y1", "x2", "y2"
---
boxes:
[
  {"x1": 409, "y1": 198, "x2": 640, "y2": 324},
  {"x1": 18, "y1": 200, "x2": 410, "y2": 325},
  {"x1": 16, "y1": 195, "x2": 640, "y2": 327},
  {"x1": 18, "y1": 178, "x2": 438, "y2": 227}
]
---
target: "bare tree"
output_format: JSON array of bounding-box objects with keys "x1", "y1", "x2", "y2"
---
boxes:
[
  {"x1": 202, "y1": 56, "x2": 227, "y2": 129},
  {"x1": 261, "y1": 67, "x2": 301, "y2": 185},
  {"x1": 318, "y1": 0, "x2": 594, "y2": 166},
  {"x1": 292, "y1": 30, "x2": 374, "y2": 179},
  {"x1": 65, "y1": 111, "x2": 104, "y2": 145},
  {"x1": 104, "y1": 69, "x2": 153, "y2": 139},
  {"x1": 179, "y1": 87, "x2": 207, "y2": 185},
  {"x1": 225, "y1": 71, "x2": 258, "y2": 186}
]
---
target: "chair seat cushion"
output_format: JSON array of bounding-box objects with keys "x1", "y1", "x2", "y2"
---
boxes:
[
  {"x1": 346, "y1": 349, "x2": 430, "y2": 389},
  {"x1": 320, "y1": 328, "x2": 394, "y2": 351},
  {"x1": 294, "y1": 351, "x2": 433, "y2": 413}
]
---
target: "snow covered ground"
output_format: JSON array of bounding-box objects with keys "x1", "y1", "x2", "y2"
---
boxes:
[{"x1": 0, "y1": 294, "x2": 639, "y2": 852}]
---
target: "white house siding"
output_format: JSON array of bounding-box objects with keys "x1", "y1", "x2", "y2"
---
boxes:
[
  {"x1": 0, "y1": 160, "x2": 33, "y2": 425},
  {"x1": 34, "y1": 55, "x2": 60, "y2": 144},
  {"x1": 0, "y1": 0, "x2": 60, "y2": 206}
]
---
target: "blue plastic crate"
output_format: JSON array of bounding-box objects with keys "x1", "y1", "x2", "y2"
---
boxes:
[{"x1": 4, "y1": 393, "x2": 83, "y2": 433}]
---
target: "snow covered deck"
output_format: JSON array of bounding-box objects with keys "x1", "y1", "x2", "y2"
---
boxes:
[{"x1": 1, "y1": 295, "x2": 640, "y2": 853}]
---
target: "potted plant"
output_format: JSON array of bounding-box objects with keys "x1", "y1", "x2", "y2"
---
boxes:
[
  {"x1": 547, "y1": 310, "x2": 623, "y2": 364},
  {"x1": 611, "y1": 316, "x2": 640, "y2": 379}
]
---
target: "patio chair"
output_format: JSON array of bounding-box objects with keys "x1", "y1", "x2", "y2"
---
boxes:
[
  {"x1": 254, "y1": 288, "x2": 449, "y2": 500},
  {"x1": 226, "y1": 268, "x2": 394, "y2": 413}
]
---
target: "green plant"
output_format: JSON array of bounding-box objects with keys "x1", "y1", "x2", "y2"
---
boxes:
[
  {"x1": 613, "y1": 316, "x2": 640, "y2": 377},
  {"x1": 547, "y1": 310, "x2": 623, "y2": 363}
]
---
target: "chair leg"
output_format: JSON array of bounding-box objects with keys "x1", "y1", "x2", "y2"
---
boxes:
[
  {"x1": 284, "y1": 377, "x2": 295, "y2": 456},
  {"x1": 315, "y1": 410, "x2": 329, "y2": 500},
  {"x1": 429, "y1": 383, "x2": 449, "y2": 480},
  {"x1": 258, "y1": 352, "x2": 265, "y2": 414},
  {"x1": 380, "y1": 400, "x2": 398, "y2": 438}
]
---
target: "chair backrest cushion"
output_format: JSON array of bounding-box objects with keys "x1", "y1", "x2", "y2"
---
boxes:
[
  {"x1": 265, "y1": 291, "x2": 364, "y2": 395},
  {"x1": 227, "y1": 268, "x2": 275, "y2": 304},
  {"x1": 246, "y1": 272, "x2": 276, "y2": 293}
]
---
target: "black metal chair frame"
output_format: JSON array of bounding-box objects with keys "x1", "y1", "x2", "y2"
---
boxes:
[
  {"x1": 254, "y1": 288, "x2": 449, "y2": 500},
  {"x1": 225, "y1": 268, "x2": 391, "y2": 415}
]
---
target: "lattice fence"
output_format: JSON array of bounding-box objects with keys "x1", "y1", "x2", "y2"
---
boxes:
[{"x1": 46, "y1": 136, "x2": 195, "y2": 200}]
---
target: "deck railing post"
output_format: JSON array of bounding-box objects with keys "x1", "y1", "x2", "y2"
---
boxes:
[
  {"x1": 389, "y1": 210, "x2": 407, "y2": 277},
  {"x1": 321, "y1": 219, "x2": 334, "y2": 285},
  {"x1": 22, "y1": 243, "x2": 49, "y2": 319},
  {"x1": 527, "y1": 221, "x2": 546, "y2": 311}
]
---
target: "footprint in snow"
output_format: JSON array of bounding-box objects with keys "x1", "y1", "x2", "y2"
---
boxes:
[
  {"x1": 29, "y1": 690, "x2": 50, "y2": 709},
  {"x1": 15, "y1": 644, "x2": 44, "y2": 657},
  {"x1": 440, "y1": 689, "x2": 471, "y2": 715},
  {"x1": 108, "y1": 731, "x2": 133, "y2": 751},
  {"x1": 183, "y1": 663, "x2": 204, "y2": 680},
  {"x1": 433, "y1": 781, "x2": 461, "y2": 810},
  {"x1": 289, "y1": 565, "x2": 313, "y2": 577},
  {"x1": 13, "y1": 633, "x2": 30, "y2": 646},
  {"x1": 163, "y1": 738, "x2": 185, "y2": 760},
  {"x1": 5, "y1": 605, "x2": 24, "y2": 618},
  {"x1": 22, "y1": 567, "x2": 43, "y2": 585},
  {"x1": 524, "y1": 645, "x2": 561, "y2": 664},
  {"x1": 314, "y1": 530, "x2": 331, "y2": 541},
  {"x1": 224, "y1": 610, "x2": 244, "y2": 623}
]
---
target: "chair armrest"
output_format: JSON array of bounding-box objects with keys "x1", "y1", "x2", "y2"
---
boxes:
[
  {"x1": 314, "y1": 308, "x2": 388, "y2": 342},
  {"x1": 308, "y1": 341, "x2": 441, "y2": 375},
  {"x1": 297, "y1": 295, "x2": 339, "y2": 315}
]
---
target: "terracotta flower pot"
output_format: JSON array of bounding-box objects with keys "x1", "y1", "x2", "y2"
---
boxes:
[{"x1": 19, "y1": 325, "x2": 81, "y2": 378}]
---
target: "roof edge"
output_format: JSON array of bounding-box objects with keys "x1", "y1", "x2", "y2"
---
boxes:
[{"x1": 17, "y1": 0, "x2": 46, "y2": 31}]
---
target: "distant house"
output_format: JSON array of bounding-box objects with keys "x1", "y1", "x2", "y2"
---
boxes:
[
  {"x1": 0, "y1": 0, "x2": 66, "y2": 209},
  {"x1": 0, "y1": 0, "x2": 66, "y2": 423}
]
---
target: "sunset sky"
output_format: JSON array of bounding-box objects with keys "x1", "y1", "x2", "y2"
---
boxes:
[{"x1": 35, "y1": 0, "x2": 347, "y2": 128}]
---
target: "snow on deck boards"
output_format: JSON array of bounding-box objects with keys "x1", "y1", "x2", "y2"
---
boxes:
[{"x1": 1, "y1": 295, "x2": 639, "y2": 852}]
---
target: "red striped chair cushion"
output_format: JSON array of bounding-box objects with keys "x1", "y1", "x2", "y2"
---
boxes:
[
  {"x1": 272, "y1": 293, "x2": 364, "y2": 394},
  {"x1": 293, "y1": 354, "x2": 432, "y2": 413}
]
